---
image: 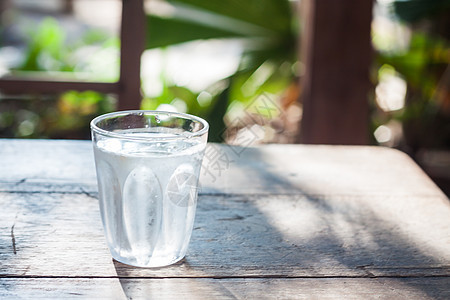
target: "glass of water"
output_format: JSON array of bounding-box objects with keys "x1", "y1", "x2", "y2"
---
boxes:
[{"x1": 90, "y1": 110, "x2": 208, "y2": 268}]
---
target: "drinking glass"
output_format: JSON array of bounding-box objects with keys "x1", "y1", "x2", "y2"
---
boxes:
[{"x1": 90, "y1": 110, "x2": 208, "y2": 267}]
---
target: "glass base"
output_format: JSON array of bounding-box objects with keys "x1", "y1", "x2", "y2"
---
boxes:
[{"x1": 112, "y1": 253, "x2": 186, "y2": 268}]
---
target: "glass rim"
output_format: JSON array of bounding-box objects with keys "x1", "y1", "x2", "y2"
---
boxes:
[{"x1": 90, "y1": 110, "x2": 209, "y2": 141}]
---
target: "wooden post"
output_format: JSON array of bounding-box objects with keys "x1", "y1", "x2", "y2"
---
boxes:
[
  {"x1": 118, "y1": 0, "x2": 145, "y2": 110},
  {"x1": 0, "y1": 0, "x2": 10, "y2": 18},
  {"x1": 298, "y1": 0, "x2": 373, "y2": 145},
  {"x1": 62, "y1": 0, "x2": 74, "y2": 14}
]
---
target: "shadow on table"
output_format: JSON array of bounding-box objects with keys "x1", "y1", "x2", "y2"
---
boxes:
[
  {"x1": 111, "y1": 147, "x2": 449, "y2": 299},
  {"x1": 113, "y1": 259, "x2": 241, "y2": 298}
]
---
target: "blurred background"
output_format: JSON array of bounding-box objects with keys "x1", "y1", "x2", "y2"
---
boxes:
[{"x1": 0, "y1": 0, "x2": 449, "y2": 194}]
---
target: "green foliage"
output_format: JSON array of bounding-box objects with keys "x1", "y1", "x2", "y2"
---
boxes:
[
  {"x1": 49, "y1": 91, "x2": 116, "y2": 138},
  {"x1": 0, "y1": 16, "x2": 119, "y2": 139},
  {"x1": 20, "y1": 18, "x2": 69, "y2": 71},
  {"x1": 146, "y1": 15, "x2": 246, "y2": 49},
  {"x1": 393, "y1": 0, "x2": 450, "y2": 23},
  {"x1": 170, "y1": 0, "x2": 293, "y2": 33},
  {"x1": 15, "y1": 17, "x2": 119, "y2": 81},
  {"x1": 374, "y1": 0, "x2": 450, "y2": 149},
  {"x1": 145, "y1": 0, "x2": 298, "y2": 140},
  {"x1": 377, "y1": 33, "x2": 449, "y2": 99},
  {"x1": 0, "y1": 92, "x2": 116, "y2": 139}
]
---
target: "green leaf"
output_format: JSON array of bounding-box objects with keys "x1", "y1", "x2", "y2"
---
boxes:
[
  {"x1": 168, "y1": 0, "x2": 292, "y2": 33},
  {"x1": 167, "y1": 85, "x2": 203, "y2": 115},
  {"x1": 393, "y1": 0, "x2": 450, "y2": 23},
  {"x1": 146, "y1": 15, "x2": 246, "y2": 49},
  {"x1": 206, "y1": 84, "x2": 230, "y2": 142}
]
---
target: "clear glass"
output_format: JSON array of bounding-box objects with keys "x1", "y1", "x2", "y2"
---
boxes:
[{"x1": 90, "y1": 110, "x2": 208, "y2": 267}]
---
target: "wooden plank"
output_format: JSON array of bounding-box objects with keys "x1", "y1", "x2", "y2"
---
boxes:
[
  {"x1": 0, "y1": 192, "x2": 448, "y2": 278},
  {"x1": 117, "y1": 0, "x2": 145, "y2": 110},
  {"x1": 0, "y1": 139, "x2": 97, "y2": 193},
  {"x1": 0, "y1": 278, "x2": 449, "y2": 299},
  {"x1": 0, "y1": 140, "x2": 445, "y2": 197},
  {"x1": 0, "y1": 79, "x2": 119, "y2": 94},
  {"x1": 298, "y1": 0, "x2": 373, "y2": 144}
]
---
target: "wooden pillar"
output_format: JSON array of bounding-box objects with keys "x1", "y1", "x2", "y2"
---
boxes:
[
  {"x1": 118, "y1": 0, "x2": 145, "y2": 110},
  {"x1": 0, "y1": 0, "x2": 11, "y2": 17},
  {"x1": 62, "y1": 0, "x2": 74, "y2": 14},
  {"x1": 298, "y1": 0, "x2": 373, "y2": 145}
]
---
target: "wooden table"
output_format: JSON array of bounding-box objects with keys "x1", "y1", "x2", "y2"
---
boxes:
[{"x1": 0, "y1": 139, "x2": 449, "y2": 299}]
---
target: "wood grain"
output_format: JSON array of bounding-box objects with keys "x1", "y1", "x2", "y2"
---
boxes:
[
  {"x1": 1, "y1": 278, "x2": 449, "y2": 299},
  {"x1": 0, "y1": 140, "x2": 445, "y2": 197},
  {"x1": 0, "y1": 192, "x2": 448, "y2": 278}
]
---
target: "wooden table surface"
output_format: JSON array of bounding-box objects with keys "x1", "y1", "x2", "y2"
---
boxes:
[{"x1": 0, "y1": 139, "x2": 449, "y2": 299}]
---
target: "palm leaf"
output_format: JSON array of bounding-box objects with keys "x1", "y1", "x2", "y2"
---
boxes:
[
  {"x1": 168, "y1": 0, "x2": 292, "y2": 33},
  {"x1": 146, "y1": 15, "x2": 247, "y2": 49},
  {"x1": 393, "y1": 0, "x2": 450, "y2": 22}
]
